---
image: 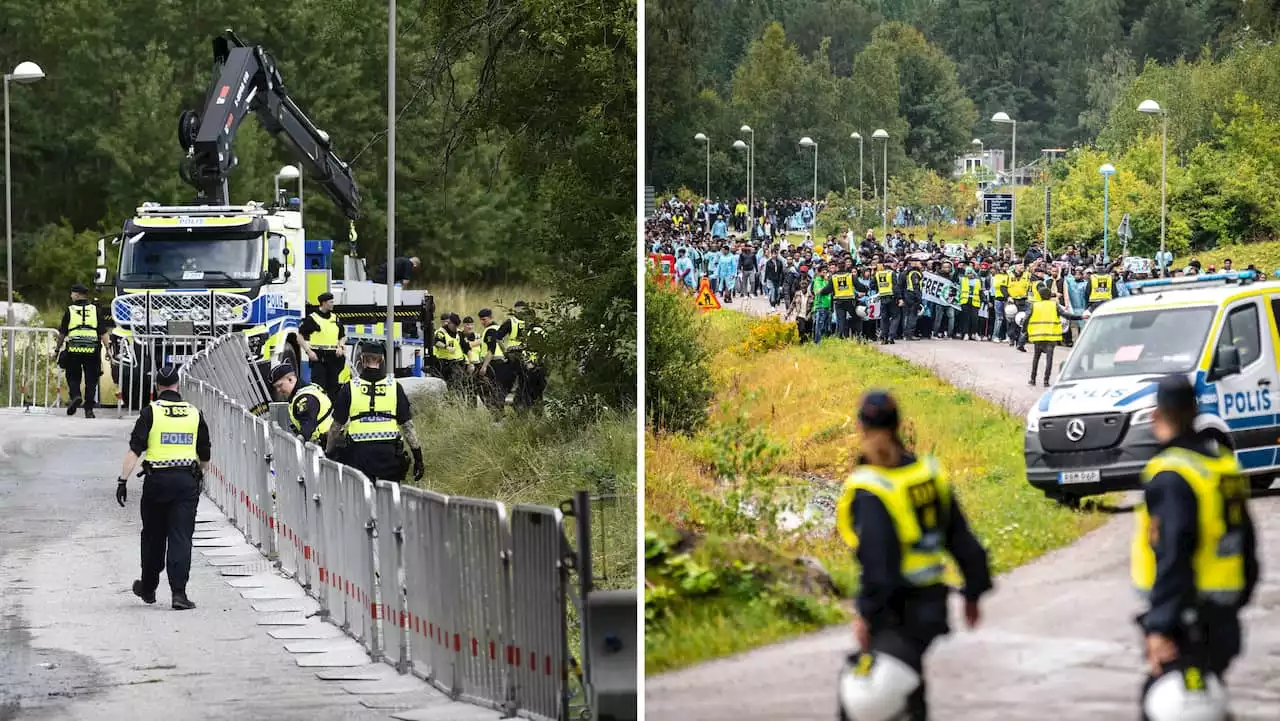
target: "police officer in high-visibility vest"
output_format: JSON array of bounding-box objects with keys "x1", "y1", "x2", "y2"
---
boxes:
[
  {"x1": 1087, "y1": 267, "x2": 1114, "y2": 309},
  {"x1": 56, "y1": 282, "x2": 109, "y2": 418},
  {"x1": 297, "y1": 291, "x2": 346, "y2": 400},
  {"x1": 1025, "y1": 285, "x2": 1086, "y2": 387},
  {"x1": 835, "y1": 391, "x2": 993, "y2": 721},
  {"x1": 432, "y1": 313, "x2": 470, "y2": 394},
  {"x1": 116, "y1": 365, "x2": 209, "y2": 610},
  {"x1": 270, "y1": 364, "x2": 333, "y2": 452},
  {"x1": 957, "y1": 266, "x2": 983, "y2": 340},
  {"x1": 326, "y1": 341, "x2": 424, "y2": 483},
  {"x1": 1005, "y1": 267, "x2": 1031, "y2": 352},
  {"x1": 990, "y1": 263, "x2": 1009, "y2": 342},
  {"x1": 504, "y1": 301, "x2": 547, "y2": 414},
  {"x1": 874, "y1": 264, "x2": 898, "y2": 345},
  {"x1": 830, "y1": 260, "x2": 858, "y2": 339},
  {"x1": 901, "y1": 258, "x2": 923, "y2": 340},
  {"x1": 478, "y1": 308, "x2": 512, "y2": 417},
  {"x1": 1133, "y1": 375, "x2": 1258, "y2": 721}
]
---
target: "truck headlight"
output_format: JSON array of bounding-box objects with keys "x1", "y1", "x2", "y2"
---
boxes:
[
  {"x1": 1131, "y1": 407, "x2": 1156, "y2": 425},
  {"x1": 1026, "y1": 413, "x2": 1039, "y2": 433}
]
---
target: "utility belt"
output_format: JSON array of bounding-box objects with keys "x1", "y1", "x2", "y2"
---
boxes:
[{"x1": 142, "y1": 459, "x2": 202, "y2": 477}]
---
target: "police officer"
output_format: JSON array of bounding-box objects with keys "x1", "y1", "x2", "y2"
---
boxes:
[
  {"x1": 56, "y1": 282, "x2": 109, "y2": 418},
  {"x1": 116, "y1": 365, "x2": 209, "y2": 610},
  {"x1": 1005, "y1": 266, "x2": 1030, "y2": 351},
  {"x1": 270, "y1": 364, "x2": 333, "y2": 452},
  {"x1": 326, "y1": 341, "x2": 424, "y2": 483},
  {"x1": 1025, "y1": 285, "x2": 1086, "y2": 387},
  {"x1": 1133, "y1": 375, "x2": 1259, "y2": 721},
  {"x1": 830, "y1": 260, "x2": 857, "y2": 339},
  {"x1": 505, "y1": 301, "x2": 547, "y2": 414},
  {"x1": 901, "y1": 258, "x2": 923, "y2": 340},
  {"x1": 478, "y1": 308, "x2": 512, "y2": 417},
  {"x1": 874, "y1": 263, "x2": 897, "y2": 345},
  {"x1": 432, "y1": 313, "x2": 470, "y2": 393},
  {"x1": 1087, "y1": 266, "x2": 1114, "y2": 309},
  {"x1": 297, "y1": 291, "x2": 346, "y2": 399},
  {"x1": 835, "y1": 391, "x2": 993, "y2": 721}
]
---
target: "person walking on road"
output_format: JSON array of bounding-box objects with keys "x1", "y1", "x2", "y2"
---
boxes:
[
  {"x1": 326, "y1": 341, "x2": 424, "y2": 484},
  {"x1": 835, "y1": 391, "x2": 993, "y2": 721},
  {"x1": 116, "y1": 365, "x2": 209, "y2": 611},
  {"x1": 1133, "y1": 375, "x2": 1259, "y2": 721},
  {"x1": 56, "y1": 282, "x2": 110, "y2": 418},
  {"x1": 1025, "y1": 285, "x2": 1086, "y2": 387}
]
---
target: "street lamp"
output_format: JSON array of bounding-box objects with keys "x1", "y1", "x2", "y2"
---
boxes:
[
  {"x1": 1099, "y1": 163, "x2": 1116, "y2": 264},
  {"x1": 872, "y1": 129, "x2": 889, "y2": 239},
  {"x1": 970, "y1": 138, "x2": 983, "y2": 182},
  {"x1": 799, "y1": 136, "x2": 818, "y2": 206},
  {"x1": 694, "y1": 132, "x2": 710, "y2": 234},
  {"x1": 1138, "y1": 99, "x2": 1168, "y2": 276},
  {"x1": 5, "y1": 60, "x2": 43, "y2": 406},
  {"x1": 992, "y1": 111, "x2": 1016, "y2": 247},
  {"x1": 851, "y1": 132, "x2": 864, "y2": 225},
  {"x1": 740, "y1": 125, "x2": 755, "y2": 238},
  {"x1": 276, "y1": 164, "x2": 302, "y2": 219},
  {"x1": 733, "y1": 140, "x2": 750, "y2": 232}
]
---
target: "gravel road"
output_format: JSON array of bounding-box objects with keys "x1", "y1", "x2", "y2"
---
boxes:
[{"x1": 646, "y1": 295, "x2": 1280, "y2": 720}]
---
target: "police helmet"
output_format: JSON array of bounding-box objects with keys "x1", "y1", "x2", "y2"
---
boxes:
[
  {"x1": 1143, "y1": 666, "x2": 1228, "y2": 721},
  {"x1": 358, "y1": 340, "x2": 386, "y2": 357},
  {"x1": 1004, "y1": 303, "x2": 1017, "y2": 319},
  {"x1": 855, "y1": 305, "x2": 868, "y2": 320},
  {"x1": 1015, "y1": 311, "x2": 1027, "y2": 326},
  {"x1": 837, "y1": 651, "x2": 921, "y2": 721}
]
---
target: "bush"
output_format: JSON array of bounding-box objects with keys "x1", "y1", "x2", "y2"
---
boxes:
[
  {"x1": 739, "y1": 316, "x2": 798, "y2": 355},
  {"x1": 645, "y1": 273, "x2": 714, "y2": 435}
]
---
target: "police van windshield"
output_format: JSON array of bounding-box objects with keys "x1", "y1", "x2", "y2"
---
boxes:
[
  {"x1": 1060, "y1": 306, "x2": 1216, "y2": 382},
  {"x1": 119, "y1": 230, "x2": 265, "y2": 285}
]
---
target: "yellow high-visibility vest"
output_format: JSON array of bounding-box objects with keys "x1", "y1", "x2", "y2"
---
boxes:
[
  {"x1": 1026, "y1": 300, "x2": 1063, "y2": 343},
  {"x1": 346, "y1": 377, "x2": 400, "y2": 443},
  {"x1": 146, "y1": 400, "x2": 200, "y2": 468}
]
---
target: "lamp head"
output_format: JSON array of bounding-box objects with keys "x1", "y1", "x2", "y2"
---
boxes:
[
  {"x1": 971, "y1": 138, "x2": 983, "y2": 146},
  {"x1": 1098, "y1": 163, "x2": 1116, "y2": 176},
  {"x1": 851, "y1": 132, "x2": 862, "y2": 140},
  {"x1": 276, "y1": 164, "x2": 301, "y2": 181},
  {"x1": 732, "y1": 139, "x2": 748, "y2": 151},
  {"x1": 799, "y1": 136, "x2": 815, "y2": 147},
  {"x1": 694, "y1": 132, "x2": 708, "y2": 142},
  {"x1": 740, "y1": 125, "x2": 752, "y2": 133},
  {"x1": 872, "y1": 129, "x2": 889, "y2": 139},
  {"x1": 991, "y1": 111, "x2": 1013, "y2": 124},
  {"x1": 8, "y1": 61, "x2": 44, "y2": 83},
  {"x1": 1138, "y1": 99, "x2": 1163, "y2": 115}
]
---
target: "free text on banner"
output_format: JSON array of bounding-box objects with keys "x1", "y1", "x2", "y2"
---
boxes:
[{"x1": 921, "y1": 272, "x2": 961, "y2": 309}]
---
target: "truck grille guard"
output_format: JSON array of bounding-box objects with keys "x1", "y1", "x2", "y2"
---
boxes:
[{"x1": 111, "y1": 290, "x2": 253, "y2": 332}]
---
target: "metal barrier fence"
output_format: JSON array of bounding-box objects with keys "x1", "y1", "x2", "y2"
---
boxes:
[
  {"x1": 1, "y1": 326, "x2": 61, "y2": 411},
  {"x1": 179, "y1": 333, "x2": 577, "y2": 720}
]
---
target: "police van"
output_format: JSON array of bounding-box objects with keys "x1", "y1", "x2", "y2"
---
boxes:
[{"x1": 1024, "y1": 270, "x2": 1280, "y2": 504}]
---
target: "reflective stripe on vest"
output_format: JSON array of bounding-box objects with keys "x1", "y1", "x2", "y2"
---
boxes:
[
  {"x1": 434, "y1": 328, "x2": 465, "y2": 361},
  {"x1": 831, "y1": 273, "x2": 856, "y2": 299},
  {"x1": 1026, "y1": 300, "x2": 1063, "y2": 343},
  {"x1": 875, "y1": 270, "x2": 894, "y2": 295},
  {"x1": 67, "y1": 304, "x2": 99, "y2": 353},
  {"x1": 289, "y1": 384, "x2": 333, "y2": 442},
  {"x1": 346, "y1": 377, "x2": 400, "y2": 442},
  {"x1": 1090, "y1": 274, "x2": 1113, "y2": 302},
  {"x1": 835, "y1": 456, "x2": 953, "y2": 587},
  {"x1": 1007, "y1": 278, "x2": 1029, "y2": 300},
  {"x1": 1132, "y1": 447, "x2": 1248, "y2": 605},
  {"x1": 147, "y1": 400, "x2": 200, "y2": 467},
  {"x1": 308, "y1": 312, "x2": 340, "y2": 350}
]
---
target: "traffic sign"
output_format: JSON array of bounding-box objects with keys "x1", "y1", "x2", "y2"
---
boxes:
[
  {"x1": 1117, "y1": 213, "x2": 1132, "y2": 240},
  {"x1": 694, "y1": 278, "x2": 721, "y2": 312},
  {"x1": 982, "y1": 193, "x2": 1013, "y2": 221}
]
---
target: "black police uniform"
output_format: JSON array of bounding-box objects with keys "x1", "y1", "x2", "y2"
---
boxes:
[
  {"x1": 59, "y1": 284, "x2": 110, "y2": 417},
  {"x1": 480, "y1": 317, "x2": 514, "y2": 414},
  {"x1": 330, "y1": 349, "x2": 421, "y2": 482},
  {"x1": 272, "y1": 364, "x2": 332, "y2": 452},
  {"x1": 126, "y1": 368, "x2": 211, "y2": 605},
  {"x1": 297, "y1": 293, "x2": 346, "y2": 399}
]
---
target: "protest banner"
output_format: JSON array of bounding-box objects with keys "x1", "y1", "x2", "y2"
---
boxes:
[{"x1": 921, "y1": 272, "x2": 961, "y2": 309}]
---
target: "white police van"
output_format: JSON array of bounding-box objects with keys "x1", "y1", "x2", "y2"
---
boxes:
[{"x1": 1024, "y1": 271, "x2": 1280, "y2": 504}]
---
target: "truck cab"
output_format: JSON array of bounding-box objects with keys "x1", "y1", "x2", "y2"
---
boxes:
[{"x1": 1024, "y1": 271, "x2": 1280, "y2": 503}]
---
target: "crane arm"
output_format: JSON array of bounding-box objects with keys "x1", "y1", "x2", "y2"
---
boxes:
[{"x1": 179, "y1": 29, "x2": 362, "y2": 219}]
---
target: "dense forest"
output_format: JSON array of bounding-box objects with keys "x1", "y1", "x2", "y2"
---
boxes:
[
  {"x1": 646, "y1": 0, "x2": 1280, "y2": 223},
  {"x1": 0, "y1": 0, "x2": 636, "y2": 404}
]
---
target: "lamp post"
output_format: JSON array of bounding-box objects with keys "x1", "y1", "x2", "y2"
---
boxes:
[
  {"x1": 740, "y1": 126, "x2": 755, "y2": 238},
  {"x1": 970, "y1": 138, "x2": 983, "y2": 181},
  {"x1": 992, "y1": 111, "x2": 1016, "y2": 248},
  {"x1": 799, "y1": 136, "x2": 817, "y2": 206},
  {"x1": 1138, "y1": 99, "x2": 1168, "y2": 276},
  {"x1": 851, "y1": 132, "x2": 864, "y2": 226},
  {"x1": 694, "y1": 132, "x2": 710, "y2": 234},
  {"x1": 385, "y1": 0, "x2": 397, "y2": 360},
  {"x1": 872, "y1": 129, "x2": 889, "y2": 239},
  {"x1": 1099, "y1": 163, "x2": 1116, "y2": 264},
  {"x1": 733, "y1": 140, "x2": 750, "y2": 231},
  {"x1": 4, "y1": 60, "x2": 43, "y2": 405}
]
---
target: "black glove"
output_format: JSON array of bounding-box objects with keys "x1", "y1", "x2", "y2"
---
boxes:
[
  {"x1": 411, "y1": 448, "x2": 425, "y2": 482},
  {"x1": 115, "y1": 478, "x2": 127, "y2": 507}
]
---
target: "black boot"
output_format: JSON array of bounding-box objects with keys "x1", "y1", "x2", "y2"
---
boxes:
[
  {"x1": 67, "y1": 398, "x2": 82, "y2": 416},
  {"x1": 85, "y1": 408, "x2": 96, "y2": 419},
  {"x1": 132, "y1": 580, "x2": 156, "y2": 604},
  {"x1": 1028, "y1": 378, "x2": 1036, "y2": 386},
  {"x1": 171, "y1": 593, "x2": 196, "y2": 610}
]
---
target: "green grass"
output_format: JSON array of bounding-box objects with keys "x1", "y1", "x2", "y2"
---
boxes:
[
  {"x1": 1176, "y1": 239, "x2": 1280, "y2": 275},
  {"x1": 644, "y1": 310, "x2": 1107, "y2": 675}
]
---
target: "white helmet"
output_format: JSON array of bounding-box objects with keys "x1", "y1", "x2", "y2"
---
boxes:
[
  {"x1": 856, "y1": 305, "x2": 868, "y2": 320},
  {"x1": 1143, "y1": 667, "x2": 1228, "y2": 721},
  {"x1": 1004, "y1": 303, "x2": 1017, "y2": 319},
  {"x1": 838, "y1": 652, "x2": 921, "y2": 721},
  {"x1": 1015, "y1": 311, "x2": 1027, "y2": 326}
]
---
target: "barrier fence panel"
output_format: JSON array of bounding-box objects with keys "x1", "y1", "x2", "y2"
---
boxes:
[
  {"x1": 339, "y1": 466, "x2": 379, "y2": 657},
  {"x1": 115, "y1": 334, "x2": 218, "y2": 417},
  {"x1": 303, "y1": 444, "x2": 327, "y2": 603},
  {"x1": 271, "y1": 426, "x2": 309, "y2": 582},
  {"x1": 1, "y1": 327, "x2": 61, "y2": 411},
  {"x1": 402, "y1": 487, "x2": 457, "y2": 694},
  {"x1": 509, "y1": 505, "x2": 569, "y2": 721},
  {"x1": 449, "y1": 499, "x2": 514, "y2": 713},
  {"x1": 314, "y1": 458, "x2": 349, "y2": 627},
  {"x1": 374, "y1": 480, "x2": 409, "y2": 670}
]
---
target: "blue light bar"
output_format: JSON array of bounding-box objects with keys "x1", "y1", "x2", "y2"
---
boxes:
[{"x1": 1123, "y1": 270, "x2": 1257, "y2": 293}]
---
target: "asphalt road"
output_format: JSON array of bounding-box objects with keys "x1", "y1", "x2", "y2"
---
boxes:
[
  {"x1": 0, "y1": 412, "x2": 499, "y2": 721},
  {"x1": 647, "y1": 296, "x2": 1280, "y2": 720}
]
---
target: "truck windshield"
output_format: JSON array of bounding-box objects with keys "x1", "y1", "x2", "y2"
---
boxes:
[
  {"x1": 1060, "y1": 306, "x2": 1216, "y2": 381},
  {"x1": 119, "y1": 230, "x2": 265, "y2": 284}
]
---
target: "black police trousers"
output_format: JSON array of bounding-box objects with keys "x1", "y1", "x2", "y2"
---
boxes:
[
  {"x1": 341, "y1": 440, "x2": 409, "y2": 483},
  {"x1": 484, "y1": 360, "x2": 516, "y2": 416},
  {"x1": 1140, "y1": 609, "x2": 1241, "y2": 721},
  {"x1": 64, "y1": 353, "x2": 100, "y2": 409},
  {"x1": 138, "y1": 469, "x2": 200, "y2": 596},
  {"x1": 309, "y1": 350, "x2": 345, "y2": 399}
]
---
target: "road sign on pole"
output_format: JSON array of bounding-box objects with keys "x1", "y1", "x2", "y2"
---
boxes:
[
  {"x1": 982, "y1": 193, "x2": 1014, "y2": 222},
  {"x1": 694, "y1": 277, "x2": 721, "y2": 312}
]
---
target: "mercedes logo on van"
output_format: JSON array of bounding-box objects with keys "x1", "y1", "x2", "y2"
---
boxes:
[{"x1": 1066, "y1": 418, "x2": 1087, "y2": 442}]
